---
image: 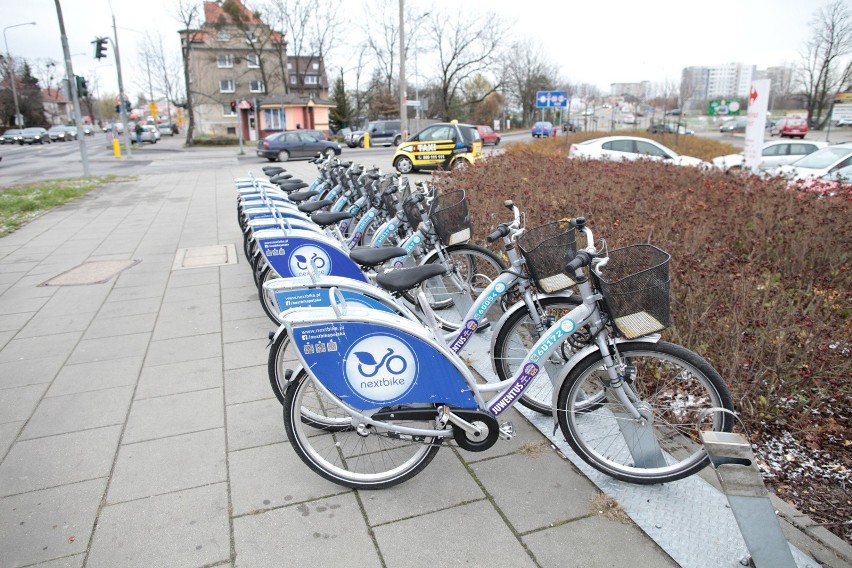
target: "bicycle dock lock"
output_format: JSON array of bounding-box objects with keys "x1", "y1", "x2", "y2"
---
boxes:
[{"x1": 700, "y1": 431, "x2": 797, "y2": 568}]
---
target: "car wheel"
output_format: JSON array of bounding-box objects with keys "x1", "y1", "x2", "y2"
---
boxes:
[
  {"x1": 451, "y1": 158, "x2": 468, "y2": 171},
  {"x1": 278, "y1": 150, "x2": 290, "y2": 162},
  {"x1": 393, "y1": 135, "x2": 402, "y2": 146},
  {"x1": 394, "y1": 156, "x2": 414, "y2": 174},
  {"x1": 358, "y1": 138, "x2": 365, "y2": 148},
  {"x1": 267, "y1": 157, "x2": 276, "y2": 162},
  {"x1": 494, "y1": 137, "x2": 500, "y2": 146}
]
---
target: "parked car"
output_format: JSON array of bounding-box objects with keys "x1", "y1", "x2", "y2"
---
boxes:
[
  {"x1": 392, "y1": 121, "x2": 482, "y2": 174},
  {"x1": 345, "y1": 120, "x2": 402, "y2": 147},
  {"x1": 0, "y1": 129, "x2": 24, "y2": 144},
  {"x1": 621, "y1": 114, "x2": 637, "y2": 125},
  {"x1": 647, "y1": 123, "x2": 693, "y2": 135},
  {"x1": 64, "y1": 126, "x2": 79, "y2": 140},
  {"x1": 796, "y1": 164, "x2": 852, "y2": 199},
  {"x1": 771, "y1": 117, "x2": 808, "y2": 139},
  {"x1": 157, "y1": 123, "x2": 175, "y2": 137},
  {"x1": 106, "y1": 122, "x2": 125, "y2": 134},
  {"x1": 132, "y1": 125, "x2": 158, "y2": 144},
  {"x1": 475, "y1": 125, "x2": 500, "y2": 146},
  {"x1": 81, "y1": 124, "x2": 97, "y2": 136},
  {"x1": 22, "y1": 127, "x2": 51, "y2": 144},
  {"x1": 568, "y1": 136, "x2": 707, "y2": 167},
  {"x1": 531, "y1": 121, "x2": 553, "y2": 138},
  {"x1": 712, "y1": 140, "x2": 827, "y2": 173},
  {"x1": 299, "y1": 129, "x2": 328, "y2": 141},
  {"x1": 720, "y1": 119, "x2": 748, "y2": 133},
  {"x1": 257, "y1": 131, "x2": 341, "y2": 162},
  {"x1": 665, "y1": 109, "x2": 683, "y2": 116},
  {"x1": 562, "y1": 121, "x2": 582, "y2": 133},
  {"x1": 773, "y1": 143, "x2": 852, "y2": 180},
  {"x1": 48, "y1": 126, "x2": 72, "y2": 142}
]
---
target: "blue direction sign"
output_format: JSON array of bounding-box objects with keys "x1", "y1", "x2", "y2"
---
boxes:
[{"x1": 536, "y1": 91, "x2": 569, "y2": 108}]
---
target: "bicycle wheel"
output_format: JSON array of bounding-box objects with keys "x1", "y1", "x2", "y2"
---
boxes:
[
  {"x1": 415, "y1": 244, "x2": 506, "y2": 331},
  {"x1": 556, "y1": 341, "x2": 734, "y2": 484},
  {"x1": 284, "y1": 369, "x2": 442, "y2": 489},
  {"x1": 257, "y1": 267, "x2": 282, "y2": 324},
  {"x1": 492, "y1": 295, "x2": 584, "y2": 415}
]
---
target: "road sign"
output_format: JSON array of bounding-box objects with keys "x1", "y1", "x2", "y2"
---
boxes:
[
  {"x1": 536, "y1": 91, "x2": 569, "y2": 108},
  {"x1": 404, "y1": 100, "x2": 421, "y2": 107},
  {"x1": 832, "y1": 104, "x2": 852, "y2": 121}
]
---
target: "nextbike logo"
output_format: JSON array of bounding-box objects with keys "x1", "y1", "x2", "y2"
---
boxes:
[
  {"x1": 344, "y1": 334, "x2": 417, "y2": 403},
  {"x1": 474, "y1": 282, "x2": 506, "y2": 320},
  {"x1": 529, "y1": 319, "x2": 576, "y2": 363},
  {"x1": 288, "y1": 245, "x2": 331, "y2": 277}
]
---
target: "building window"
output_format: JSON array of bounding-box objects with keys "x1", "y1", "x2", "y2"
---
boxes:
[
  {"x1": 217, "y1": 54, "x2": 233, "y2": 68},
  {"x1": 249, "y1": 80, "x2": 265, "y2": 93},
  {"x1": 245, "y1": 30, "x2": 257, "y2": 43},
  {"x1": 217, "y1": 30, "x2": 230, "y2": 42},
  {"x1": 227, "y1": 127, "x2": 236, "y2": 135},
  {"x1": 304, "y1": 75, "x2": 318, "y2": 85},
  {"x1": 312, "y1": 62, "x2": 319, "y2": 70},
  {"x1": 223, "y1": 103, "x2": 236, "y2": 116},
  {"x1": 220, "y1": 79, "x2": 235, "y2": 93},
  {"x1": 289, "y1": 75, "x2": 296, "y2": 85},
  {"x1": 247, "y1": 54, "x2": 260, "y2": 68},
  {"x1": 264, "y1": 108, "x2": 284, "y2": 130},
  {"x1": 287, "y1": 62, "x2": 292, "y2": 70}
]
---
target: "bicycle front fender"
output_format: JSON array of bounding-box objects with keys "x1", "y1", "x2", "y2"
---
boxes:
[
  {"x1": 488, "y1": 291, "x2": 581, "y2": 376},
  {"x1": 548, "y1": 334, "x2": 661, "y2": 424}
]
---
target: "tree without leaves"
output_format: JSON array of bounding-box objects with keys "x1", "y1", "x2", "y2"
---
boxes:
[
  {"x1": 503, "y1": 42, "x2": 559, "y2": 126},
  {"x1": 138, "y1": 31, "x2": 184, "y2": 123},
  {"x1": 220, "y1": 0, "x2": 283, "y2": 97},
  {"x1": 174, "y1": 0, "x2": 200, "y2": 145},
  {"x1": 796, "y1": 0, "x2": 852, "y2": 128}
]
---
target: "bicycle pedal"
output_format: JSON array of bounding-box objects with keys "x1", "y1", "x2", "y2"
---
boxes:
[{"x1": 499, "y1": 421, "x2": 515, "y2": 440}]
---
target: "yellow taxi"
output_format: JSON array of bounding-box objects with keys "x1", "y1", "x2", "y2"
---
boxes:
[{"x1": 392, "y1": 121, "x2": 483, "y2": 174}]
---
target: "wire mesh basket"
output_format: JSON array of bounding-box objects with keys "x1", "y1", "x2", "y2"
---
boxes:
[
  {"x1": 517, "y1": 221, "x2": 577, "y2": 293},
  {"x1": 401, "y1": 185, "x2": 423, "y2": 230},
  {"x1": 379, "y1": 175, "x2": 398, "y2": 216},
  {"x1": 592, "y1": 244, "x2": 671, "y2": 339},
  {"x1": 429, "y1": 189, "x2": 471, "y2": 246}
]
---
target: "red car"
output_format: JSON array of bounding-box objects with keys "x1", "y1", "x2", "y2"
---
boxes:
[
  {"x1": 771, "y1": 118, "x2": 808, "y2": 139},
  {"x1": 475, "y1": 125, "x2": 501, "y2": 146}
]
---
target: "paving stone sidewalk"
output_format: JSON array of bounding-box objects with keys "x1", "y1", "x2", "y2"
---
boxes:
[{"x1": 0, "y1": 159, "x2": 847, "y2": 568}]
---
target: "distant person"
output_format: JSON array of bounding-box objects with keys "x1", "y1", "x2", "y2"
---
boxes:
[
  {"x1": 134, "y1": 121, "x2": 143, "y2": 144},
  {"x1": 296, "y1": 123, "x2": 301, "y2": 129}
]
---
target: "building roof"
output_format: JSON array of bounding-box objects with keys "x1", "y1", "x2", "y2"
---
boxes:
[
  {"x1": 42, "y1": 88, "x2": 68, "y2": 104},
  {"x1": 202, "y1": 0, "x2": 283, "y2": 44}
]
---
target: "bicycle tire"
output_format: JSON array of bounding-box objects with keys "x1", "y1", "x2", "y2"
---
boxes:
[
  {"x1": 492, "y1": 295, "x2": 583, "y2": 414},
  {"x1": 284, "y1": 369, "x2": 441, "y2": 489},
  {"x1": 412, "y1": 244, "x2": 507, "y2": 331},
  {"x1": 556, "y1": 341, "x2": 734, "y2": 484}
]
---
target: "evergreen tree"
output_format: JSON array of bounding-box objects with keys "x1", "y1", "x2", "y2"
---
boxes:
[{"x1": 329, "y1": 71, "x2": 353, "y2": 132}]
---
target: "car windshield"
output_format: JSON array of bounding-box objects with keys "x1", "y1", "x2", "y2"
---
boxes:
[
  {"x1": 787, "y1": 119, "x2": 806, "y2": 127},
  {"x1": 49, "y1": 127, "x2": 64, "y2": 132},
  {"x1": 3, "y1": 129, "x2": 23, "y2": 135},
  {"x1": 23, "y1": 128, "x2": 42, "y2": 134},
  {"x1": 821, "y1": 164, "x2": 852, "y2": 181},
  {"x1": 792, "y1": 146, "x2": 852, "y2": 169}
]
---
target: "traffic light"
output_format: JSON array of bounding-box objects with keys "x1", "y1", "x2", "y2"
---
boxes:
[
  {"x1": 230, "y1": 100, "x2": 237, "y2": 113},
  {"x1": 75, "y1": 75, "x2": 88, "y2": 98},
  {"x1": 115, "y1": 105, "x2": 121, "y2": 113},
  {"x1": 93, "y1": 37, "x2": 108, "y2": 60}
]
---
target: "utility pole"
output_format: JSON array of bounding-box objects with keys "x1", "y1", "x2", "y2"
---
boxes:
[
  {"x1": 3, "y1": 22, "x2": 36, "y2": 128},
  {"x1": 398, "y1": 0, "x2": 408, "y2": 140},
  {"x1": 112, "y1": 14, "x2": 131, "y2": 156},
  {"x1": 53, "y1": 0, "x2": 90, "y2": 176}
]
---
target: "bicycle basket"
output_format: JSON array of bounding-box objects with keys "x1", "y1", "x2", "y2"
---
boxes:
[
  {"x1": 517, "y1": 221, "x2": 577, "y2": 293},
  {"x1": 593, "y1": 244, "x2": 671, "y2": 339},
  {"x1": 430, "y1": 189, "x2": 471, "y2": 246},
  {"x1": 379, "y1": 176, "x2": 398, "y2": 216},
  {"x1": 401, "y1": 185, "x2": 422, "y2": 230}
]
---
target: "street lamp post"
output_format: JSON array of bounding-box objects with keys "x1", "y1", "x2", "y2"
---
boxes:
[{"x1": 3, "y1": 21, "x2": 37, "y2": 128}]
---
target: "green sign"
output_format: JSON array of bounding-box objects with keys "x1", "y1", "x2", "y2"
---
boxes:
[{"x1": 709, "y1": 99, "x2": 742, "y2": 116}]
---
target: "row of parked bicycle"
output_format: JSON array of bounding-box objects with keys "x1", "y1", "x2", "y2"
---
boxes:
[{"x1": 234, "y1": 154, "x2": 735, "y2": 489}]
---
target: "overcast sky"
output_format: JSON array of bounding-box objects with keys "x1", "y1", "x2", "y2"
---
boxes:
[{"x1": 3, "y1": 0, "x2": 843, "y2": 100}]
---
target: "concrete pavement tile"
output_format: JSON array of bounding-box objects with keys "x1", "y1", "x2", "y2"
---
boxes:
[
  {"x1": 108, "y1": 428, "x2": 226, "y2": 503},
  {"x1": 0, "y1": 332, "x2": 81, "y2": 364},
  {"x1": 0, "y1": 329, "x2": 14, "y2": 350},
  {"x1": 87, "y1": 483, "x2": 230, "y2": 568},
  {"x1": 0, "y1": 426, "x2": 121, "y2": 497},
  {"x1": 46, "y1": 357, "x2": 142, "y2": 397},
  {"x1": 0, "y1": 356, "x2": 65, "y2": 389},
  {"x1": 0, "y1": 421, "x2": 22, "y2": 458},
  {"x1": 162, "y1": 282, "x2": 220, "y2": 304},
  {"x1": 223, "y1": 338, "x2": 268, "y2": 371},
  {"x1": 111, "y1": 271, "x2": 169, "y2": 291},
  {"x1": 461, "y1": 408, "x2": 550, "y2": 463},
  {"x1": 144, "y1": 332, "x2": 222, "y2": 367},
  {"x1": 65, "y1": 332, "x2": 150, "y2": 365},
  {"x1": 360, "y1": 450, "x2": 485, "y2": 525},
  {"x1": 0, "y1": 384, "x2": 48, "y2": 424},
  {"x1": 27, "y1": 553, "x2": 85, "y2": 567},
  {"x1": 0, "y1": 285, "x2": 56, "y2": 301},
  {"x1": 233, "y1": 492, "x2": 381, "y2": 568},
  {"x1": 123, "y1": 388, "x2": 224, "y2": 444},
  {"x1": 219, "y1": 265, "x2": 253, "y2": 289},
  {"x1": 168, "y1": 267, "x2": 220, "y2": 288},
  {"x1": 0, "y1": 478, "x2": 107, "y2": 568},
  {"x1": 0, "y1": 312, "x2": 35, "y2": 332},
  {"x1": 523, "y1": 514, "x2": 679, "y2": 567},
  {"x1": 224, "y1": 365, "x2": 271, "y2": 405},
  {"x1": 136, "y1": 357, "x2": 223, "y2": 399},
  {"x1": 41, "y1": 286, "x2": 111, "y2": 315},
  {"x1": 97, "y1": 296, "x2": 161, "y2": 318},
  {"x1": 222, "y1": 315, "x2": 270, "y2": 344},
  {"x1": 83, "y1": 312, "x2": 158, "y2": 340},
  {"x1": 470, "y1": 449, "x2": 598, "y2": 534},
  {"x1": 374, "y1": 500, "x2": 537, "y2": 568},
  {"x1": 152, "y1": 298, "x2": 222, "y2": 341},
  {"x1": 221, "y1": 284, "x2": 261, "y2": 305},
  {"x1": 20, "y1": 386, "x2": 134, "y2": 440},
  {"x1": 228, "y1": 442, "x2": 344, "y2": 516},
  {"x1": 226, "y1": 397, "x2": 285, "y2": 451},
  {"x1": 104, "y1": 284, "x2": 166, "y2": 302},
  {"x1": 16, "y1": 312, "x2": 97, "y2": 339},
  {"x1": 222, "y1": 299, "x2": 264, "y2": 322}
]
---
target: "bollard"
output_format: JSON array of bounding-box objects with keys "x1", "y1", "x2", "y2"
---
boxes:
[
  {"x1": 112, "y1": 137, "x2": 121, "y2": 159},
  {"x1": 700, "y1": 430, "x2": 797, "y2": 568},
  {"x1": 363, "y1": 132, "x2": 371, "y2": 149}
]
